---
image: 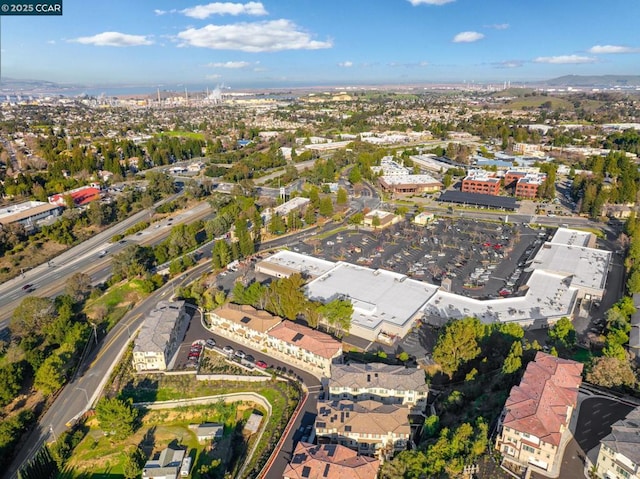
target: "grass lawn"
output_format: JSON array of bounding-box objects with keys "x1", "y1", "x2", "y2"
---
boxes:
[
  {"x1": 84, "y1": 280, "x2": 149, "y2": 330},
  {"x1": 160, "y1": 131, "x2": 206, "y2": 140}
]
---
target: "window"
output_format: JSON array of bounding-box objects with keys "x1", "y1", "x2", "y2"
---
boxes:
[
  {"x1": 522, "y1": 445, "x2": 535, "y2": 453},
  {"x1": 615, "y1": 466, "x2": 630, "y2": 479}
]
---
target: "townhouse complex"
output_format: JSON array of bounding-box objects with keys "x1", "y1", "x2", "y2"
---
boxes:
[
  {"x1": 132, "y1": 301, "x2": 189, "y2": 372},
  {"x1": 595, "y1": 406, "x2": 640, "y2": 479},
  {"x1": 283, "y1": 442, "x2": 380, "y2": 479},
  {"x1": 495, "y1": 352, "x2": 583, "y2": 474}
]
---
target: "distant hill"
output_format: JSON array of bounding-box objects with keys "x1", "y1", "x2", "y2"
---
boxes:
[
  {"x1": 0, "y1": 77, "x2": 79, "y2": 93},
  {"x1": 545, "y1": 75, "x2": 640, "y2": 87}
]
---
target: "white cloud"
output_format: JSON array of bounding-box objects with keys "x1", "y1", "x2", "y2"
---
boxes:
[
  {"x1": 493, "y1": 60, "x2": 523, "y2": 68},
  {"x1": 71, "y1": 32, "x2": 153, "y2": 47},
  {"x1": 207, "y1": 61, "x2": 251, "y2": 68},
  {"x1": 588, "y1": 44, "x2": 639, "y2": 54},
  {"x1": 408, "y1": 0, "x2": 455, "y2": 5},
  {"x1": 534, "y1": 54, "x2": 596, "y2": 64},
  {"x1": 177, "y1": 20, "x2": 332, "y2": 52},
  {"x1": 485, "y1": 23, "x2": 509, "y2": 30},
  {"x1": 181, "y1": 2, "x2": 267, "y2": 19},
  {"x1": 452, "y1": 31, "x2": 484, "y2": 43},
  {"x1": 338, "y1": 61, "x2": 353, "y2": 68},
  {"x1": 154, "y1": 9, "x2": 167, "y2": 15}
]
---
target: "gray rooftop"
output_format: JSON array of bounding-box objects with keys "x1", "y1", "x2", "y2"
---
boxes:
[
  {"x1": 600, "y1": 406, "x2": 640, "y2": 465},
  {"x1": 257, "y1": 250, "x2": 335, "y2": 278},
  {"x1": 330, "y1": 363, "x2": 428, "y2": 393},
  {"x1": 532, "y1": 243, "x2": 610, "y2": 291},
  {"x1": 549, "y1": 227, "x2": 592, "y2": 247},
  {"x1": 134, "y1": 301, "x2": 185, "y2": 354},
  {"x1": 306, "y1": 262, "x2": 438, "y2": 332}
]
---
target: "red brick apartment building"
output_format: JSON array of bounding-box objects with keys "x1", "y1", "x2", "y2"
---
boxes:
[
  {"x1": 495, "y1": 352, "x2": 583, "y2": 474},
  {"x1": 461, "y1": 171, "x2": 500, "y2": 195}
]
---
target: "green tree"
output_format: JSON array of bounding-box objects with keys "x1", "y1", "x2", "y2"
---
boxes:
[
  {"x1": 423, "y1": 415, "x2": 440, "y2": 439},
  {"x1": 319, "y1": 197, "x2": 334, "y2": 217},
  {"x1": 548, "y1": 316, "x2": 576, "y2": 348},
  {"x1": 336, "y1": 187, "x2": 348, "y2": 205},
  {"x1": 235, "y1": 217, "x2": 254, "y2": 257},
  {"x1": 304, "y1": 207, "x2": 316, "y2": 225},
  {"x1": 319, "y1": 299, "x2": 353, "y2": 338},
  {"x1": 269, "y1": 213, "x2": 286, "y2": 235},
  {"x1": 348, "y1": 166, "x2": 362, "y2": 184},
  {"x1": 433, "y1": 317, "x2": 484, "y2": 379},
  {"x1": 34, "y1": 353, "x2": 66, "y2": 395},
  {"x1": 123, "y1": 446, "x2": 146, "y2": 479},
  {"x1": 95, "y1": 397, "x2": 137, "y2": 440},
  {"x1": 111, "y1": 244, "x2": 154, "y2": 279},
  {"x1": 0, "y1": 362, "x2": 23, "y2": 407},
  {"x1": 502, "y1": 340, "x2": 523, "y2": 374},
  {"x1": 371, "y1": 215, "x2": 381, "y2": 229}
]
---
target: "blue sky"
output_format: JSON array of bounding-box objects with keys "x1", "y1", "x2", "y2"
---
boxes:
[{"x1": 2, "y1": 0, "x2": 640, "y2": 88}]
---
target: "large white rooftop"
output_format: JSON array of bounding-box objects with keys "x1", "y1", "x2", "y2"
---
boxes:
[
  {"x1": 531, "y1": 243, "x2": 610, "y2": 291},
  {"x1": 258, "y1": 250, "x2": 336, "y2": 278},
  {"x1": 380, "y1": 174, "x2": 442, "y2": 186},
  {"x1": 424, "y1": 270, "x2": 577, "y2": 325},
  {"x1": 549, "y1": 227, "x2": 592, "y2": 247},
  {"x1": 306, "y1": 262, "x2": 438, "y2": 333}
]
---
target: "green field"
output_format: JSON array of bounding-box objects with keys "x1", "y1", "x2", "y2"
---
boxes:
[
  {"x1": 159, "y1": 131, "x2": 206, "y2": 140},
  {"x1": 504, "y1": 96, "x2": 574, "y2": 110}
]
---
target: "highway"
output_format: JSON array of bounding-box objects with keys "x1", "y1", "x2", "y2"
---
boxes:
[{"x1": 0, "y1": 199, "x2": 212, "y2": 328}]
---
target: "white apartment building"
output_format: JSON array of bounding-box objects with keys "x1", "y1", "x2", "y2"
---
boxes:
[
  {"x1": 132, "y1": 301, "x2": 189, "y2": 372},
  {"x1": 595, "y1": 406, "x2": 640, "y2": 479},
  {"x1": 325, "y1": 363, "x2": 428, "y2": 413}
]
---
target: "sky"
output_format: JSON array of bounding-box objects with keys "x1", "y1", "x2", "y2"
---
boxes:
[{"x1": 2, "y1": 0, "x2": 640, "y2": 89}]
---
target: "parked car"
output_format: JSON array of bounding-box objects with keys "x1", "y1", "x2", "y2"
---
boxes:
[
  {"x1": 245, "y1": 355, "x2": 255, "y2": 363},
  {"x1": 205, "y1": 338, "x2": 216, "y2": 348},
  {"x1": 234, "y1": 350, "x2": 246, "y2": 360},
  {"x1": 255, "y1": 360, "x2": 268, "y2": 369},
  {"x1": 222, "y1": 345, "x2": 234, "y2": 355},
  {"x1": 188, "y1": 353, "x2": 200, "y2": 359}
]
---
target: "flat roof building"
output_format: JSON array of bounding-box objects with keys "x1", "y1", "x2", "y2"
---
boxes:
[
  {"x1": 461, "y1": 170, "x2": 501, "y2": 196},
  {"x1": 0, "y1": 200, "x2": 62, "y2": 230},
  {"x1": 379, "y1": 174, "x2": 442, "y2": 195},
  {"x1": 255, "y1": 250, "x2": 335, "y2": 279},
  {"x1": 307, "y1": 262, "x2": 438, "y2": 343}
]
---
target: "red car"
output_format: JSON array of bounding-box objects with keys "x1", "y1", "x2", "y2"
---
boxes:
[{"x1": 255, "y1": 360, "x2": 268, "y2": 369}]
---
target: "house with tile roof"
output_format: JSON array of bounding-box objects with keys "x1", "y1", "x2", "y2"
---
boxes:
[
  {"x1": 283, "y1": 442, "x2": 380, "y2": 479},
  {"x1": 495, "y1": 352, "x2": 583, "y2": 473},
  {"x1": 132, "y1": 301, "x2": 188, "y2": 371},
  {"x1": 315, "y1": 399, "x2": 411, "y2": 459},
  {"x1": 595, "y1": 406, "x2": 640, "y2": 479},
  {"x1": 209, "y1": 303, "x2": 282, "y2": 343},
  {"x1": 325, "y1": 363, "x2": 428, "y2": 413},
  {"x1": 266, "y1": 321, "x2": 342, "y2": 377}
]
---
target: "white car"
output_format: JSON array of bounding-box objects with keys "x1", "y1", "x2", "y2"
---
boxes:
[{"x1": 222, "y1": 345, "x2": 234, "y2": 355}]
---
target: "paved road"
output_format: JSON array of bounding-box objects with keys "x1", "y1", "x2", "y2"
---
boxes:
[{"x1": 0, "y1": 198, "x2": 211, "y2": 327}]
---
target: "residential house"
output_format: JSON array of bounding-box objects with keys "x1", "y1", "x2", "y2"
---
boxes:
[
  {"x1": 195, "y1": 423, "x2": 223, "y2": 443},
  {"x1": 315, "y1": 399, "x2": 411, "y2": 459},
  {"x1": 595, "y1": 406, "x2": 640, "y2": 479},
  {"x1": 132, "y1": 301, "x2": 189, "y2": 371},
  {"x1": 283, "y1": 442, "x2": 380, "y2": 479},
  {"x1": 326, "y1": 363, "x2": 428, "y2": 413},
  {"x1": 208, "y1": 304, "x2": 282, "y2": 344},
  {"x1": 495, "y1": 352, "x2": 583, "y2": 473},
  {"x1": 142, "y1": 445, "x2": 186, "y2": 479},
  {"x1": 266, "y1": 321, "x2": 342, "y2": 377}
]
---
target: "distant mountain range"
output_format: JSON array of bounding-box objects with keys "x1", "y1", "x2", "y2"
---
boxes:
[{"x1": 544, "y1": 75, "x2": 640, "y2": 87}]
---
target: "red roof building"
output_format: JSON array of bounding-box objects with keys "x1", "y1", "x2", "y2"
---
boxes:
[
  {"x1": 283, "y1": 442, "x2": 379, "y2": 479},
  {"x1": 496, "y1": 352, "x2": 583, "y2": 473},
  {"x1": 48, "y1": 186, "x2": 101, "y2": 207}
]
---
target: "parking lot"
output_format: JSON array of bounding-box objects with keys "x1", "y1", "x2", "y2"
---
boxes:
[{"x1": 296, "y1": 219, "x2": 552, "y2": 300}]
